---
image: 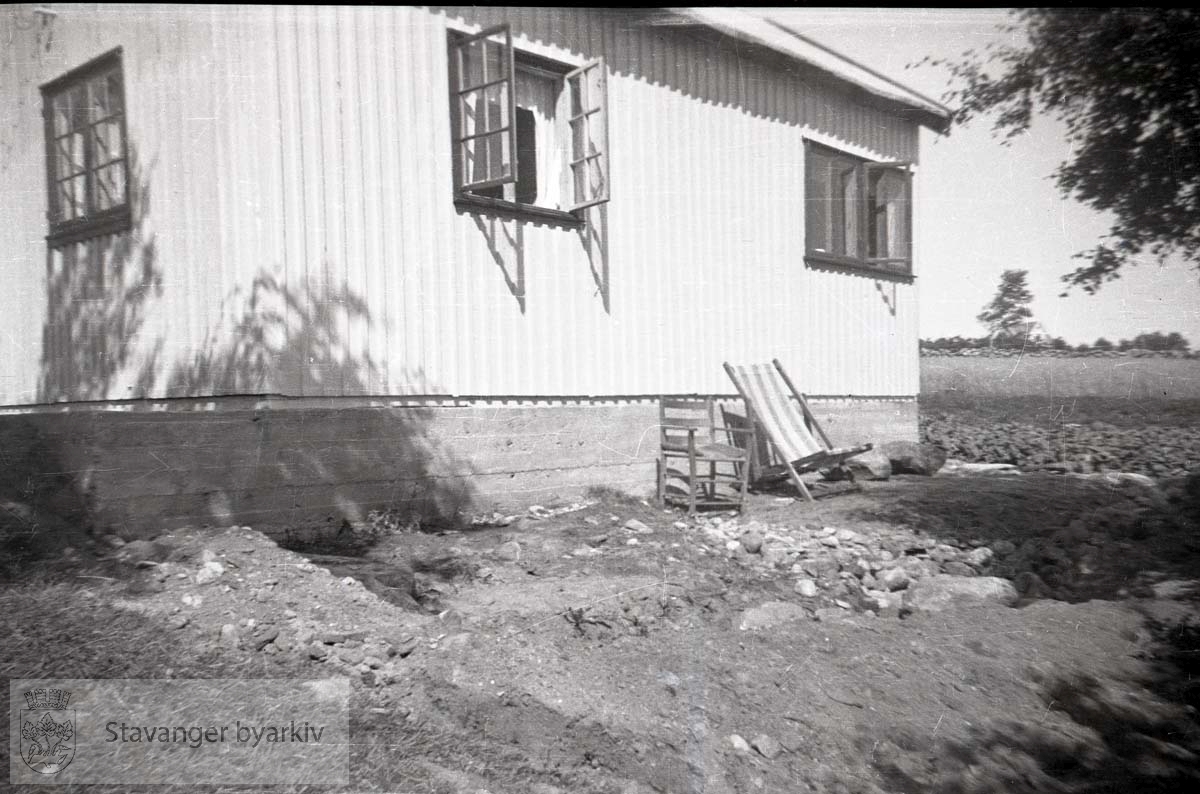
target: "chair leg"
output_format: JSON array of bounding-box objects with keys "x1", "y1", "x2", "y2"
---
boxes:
[
  {"x1": 656, "y1": 457, "x2": 666, "y2": 507},
  {"x1": 737, "y1": 457, "x2": 750, "y2": 511},
  {"x1": 785, "y1": 460, "x2": 815, "y2": 502},
  {"x1": 688, "y1": 452, "x2": 697, "y2": 516}
]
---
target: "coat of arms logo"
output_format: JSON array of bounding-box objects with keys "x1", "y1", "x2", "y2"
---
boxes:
[{"x1": 20, "y1": 688, "x2": 75, "y2": 774}]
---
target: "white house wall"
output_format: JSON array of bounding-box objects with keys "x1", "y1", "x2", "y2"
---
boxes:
[{"x1": 0, "y1": 5, "x2": 920, "y2": 406}]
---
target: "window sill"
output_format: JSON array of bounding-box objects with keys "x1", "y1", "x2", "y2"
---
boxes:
[
  {"x1": 46, "y1": 206, "x2": 133, "y2": 248},
  {"x1": 804, "y1": 254, "x2": 914, "y2": 282},
  {"x1": 454, "y1": 194, "x2": 584, "y2": 229}
]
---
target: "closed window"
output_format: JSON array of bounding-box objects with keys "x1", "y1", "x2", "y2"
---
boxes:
[
  {"x1": 448, "y1": 25, "x2": 609, "y2": 218},
  {"x1": 41, "y1": 49, "x2": 131, "y2": 246},
  {"x1": 805, "y1": 141, "x2": 911, "y2": 275}
]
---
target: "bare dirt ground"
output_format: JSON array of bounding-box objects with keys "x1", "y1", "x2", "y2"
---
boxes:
[{"x1": 4, "y1": 466, "x2": 1200, "y2": 793}]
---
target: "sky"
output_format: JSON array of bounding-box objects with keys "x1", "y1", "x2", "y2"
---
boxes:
[{"x1": 760, "y1": 8, "x2": 1200, "y2": 346}]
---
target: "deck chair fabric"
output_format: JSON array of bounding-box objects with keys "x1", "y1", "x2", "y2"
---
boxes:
[{"x1": 724, "y1": 360, "x2": 872, "y2": 501}]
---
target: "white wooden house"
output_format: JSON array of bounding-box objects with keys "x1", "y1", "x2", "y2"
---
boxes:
[{"x1": 0, "y1": 6, "x2": 949, "y2": 533}]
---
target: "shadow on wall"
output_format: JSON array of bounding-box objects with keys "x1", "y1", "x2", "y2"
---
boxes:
[
  {"x1": 38, "y1": 147, "x2": 163, "y2": 403},
  {"x1": 8, "y1": 150, "x2": 475, "y2": 550},
  {"x1": 151, "y1": 271, "x2": 477, "y2": 534}
]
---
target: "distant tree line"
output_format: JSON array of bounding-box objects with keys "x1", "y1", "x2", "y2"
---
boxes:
[{"x1": 921, "y1": 331, "x2": 1191, "y2": 353}]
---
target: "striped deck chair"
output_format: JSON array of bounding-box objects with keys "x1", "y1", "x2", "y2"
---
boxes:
[{"x1": 723, "y1": 359, "x2": 873, "y2": 502}]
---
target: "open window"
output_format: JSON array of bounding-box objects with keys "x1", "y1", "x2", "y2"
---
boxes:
[
  {"x1": 805, "y1": 141, "x2": 911, "y2": 276},
  {"x1": 449, "y1": 24, "x2": 609, "y2": 222},
  {"x1": 41, "y1": 48, "x2": 131, "y2": 247}
]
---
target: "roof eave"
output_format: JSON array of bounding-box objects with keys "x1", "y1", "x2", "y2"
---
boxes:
[{"x1": 672, "y1": 7, "x2": 953, "y2": 134}]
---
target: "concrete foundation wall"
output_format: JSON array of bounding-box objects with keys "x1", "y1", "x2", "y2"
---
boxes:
[{"x1": 0, "y1": 397, "x2": 915, "y2": 538}]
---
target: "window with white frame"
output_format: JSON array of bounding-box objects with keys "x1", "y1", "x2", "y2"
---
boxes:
[
  {"x1": 41, "y1": 48, "x2": 131, "y2": 246},
  {"x1": 804, "y1": 141, "x2": 911, "y2": 276},
  {"x1": 448, "y1": 25, "x2": 609, "y2": 218}
]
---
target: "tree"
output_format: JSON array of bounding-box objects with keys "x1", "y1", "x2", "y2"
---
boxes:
[
  {"x1": 1093, "y1": 337, "x2": 1114, "y2": 351},
  {"x1": 977, "y1": 269, "x2": 1035, "y2": 341},
  {"x1": 927, "y1": 9, "x2": 1200, "y2": 294}
]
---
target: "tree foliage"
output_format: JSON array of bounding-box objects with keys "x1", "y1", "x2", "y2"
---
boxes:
[
  {"x1": 977, "y1": 269, "x2": 1035, "y2": 338},
  {"x1": 927, "y1": 9, "x2": 1200, "y2": 293}
]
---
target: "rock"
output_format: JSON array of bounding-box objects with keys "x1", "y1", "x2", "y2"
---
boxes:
[
  {"x1": 219, "y1": 624, "x2": 241, "y2": 650},
  {"x1": 390, "y1": 634, "x2": 419, "y2": 658},
  {"x1": 169, "y1": 615, "x2": 190, "y2": 630},
  {"x1": 728, "y1": 734, "x2": 752, "y2": 754},
  {"x1": 877, "y1": 567, "x2": 910, "y2": 592},
  {"x1": 254, "y1": 627, "x2": 280, "y2": 651},
  {"x1": 843, "y1": 447, "x2": 892, "y2": 480},
  {"x1": 1151, "y1": 580, "x2": 1199, "y2": 599},
  {"x1": 496, "y1": 541, "x2": 522, "y2": 562},
  {"x1": 992, "y1": 540, "x2": 1016, "y2": 556},
  {"x1": 819, "y1": 535, "x2": 840, "y2": 548},
  {"x1": 336, "y1": 646, "x2": 366, "y2": 666},
  {"x1": 751, "y1": 734, "x2": 782, "y2": 760},
  {"x1": 966, "y1": 547, "x2": 994, "y2": 568},
  {"x1": 882, "y1": 441, "x2": 948, "y2": 476},
  {"x1": 740, "y1": 531, "x2": 764, "y2": 555},
  {"x1": 941, "y1": 561, "x2": 975, "y2": 577},
  {"x1": 739, "y1": 601, "x2": 809, "y2": 631},
  {"x1": 794, "y1": 578, "x2": 818, "y2": 598},
  {"x1": 904, "y1": 575, "x2": 1019, "y2": 613},
  {"x1": 812, "y1": 607, "x2": 847, "y2": 622},
  {"x1": 195, "y1": 561, "x2": 225, "y2": 585},
  {"x1": 623, "y1": 519, "x2": 652, "y2": 534},
  {"x1": 938, "y1": 460, "x2": 1020, "y2": 477}
]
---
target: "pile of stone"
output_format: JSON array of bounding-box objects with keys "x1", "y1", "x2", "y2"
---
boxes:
[
  {"x1": 687, "y1": 517, "x2": 1017, "y2": 618},
  {"x1": 101, "y1": 526, "x2": 432, "y2": 687}
]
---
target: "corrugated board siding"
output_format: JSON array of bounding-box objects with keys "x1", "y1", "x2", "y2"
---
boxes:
[{"x1": 0, "y1": 5, "x2": 919, "y2": 406}]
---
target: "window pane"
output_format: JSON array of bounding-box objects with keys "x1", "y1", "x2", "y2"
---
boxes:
[
  {"x1": 91, "y1": 120, "x2": 123, "y2": 166},
  {"x1": 587, "y1": 155, "x2": 605, "y2": 199},
  {"x1": 569, "y1": 74, "x2": 583, "y2": 117},
  {"x1": 459, "y1": 90, "x2": 479, "y2": 138},
  {"x1": 68, "y1": 84, "x2": 88, "y2": 130},
  {"x1": 483, "y1": 83, "x2": 508, "y2": 134},
  {"x1": 805, "y1": 149, "x2": 832, "y2": 255},
  {"x1": 89, "y1": 74, "x2": 109, "y2": 122},
  {"x1": 106, "y1": 71, "x2": 124, "y2": 114},
  {"x1": 840, "y1": 166, "x2": 859, "y2": 257},
  {"x1": 462, "y1": 136, "x2": 489, "y2": 185},
  {"x1": 570, "y1": 116, "x2": 585, "y2": 161},
  {"x1": 94, "y1": 162, "x2": 126, "y2": 210},
  {"x1": 58, "y1": 177, "x2": 86, "y2": 220},
  {"x1": 868, "y1": 168, "x2": 909, "y2": 260},
  {"x1": 57, "y1": 134, "x2": 86, "y2": 177},
  {"x1": 585, "y1": 64, "x2": 603, "y2": 113},
  {"x1": 572, "y1": 161, "x2": 585, "y2": 206},
  {"x1": 483, "y1": 39, "x2": 504, "y2": 82},
  {"x1": 53, "y1": 94, "x2": 73, "y2": 136},
  {"x1": 461, "y1": 38, "x2": 486, "y2": 87}
]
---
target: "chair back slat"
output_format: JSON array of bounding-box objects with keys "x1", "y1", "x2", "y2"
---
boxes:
[{"x1": 725, "y1": 363, "x2": 822, "y2": 463}]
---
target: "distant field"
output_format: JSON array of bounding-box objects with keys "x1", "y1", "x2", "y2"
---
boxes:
[{"x1": 921, "y1": 355, "x2": 1200, "y2": 399}]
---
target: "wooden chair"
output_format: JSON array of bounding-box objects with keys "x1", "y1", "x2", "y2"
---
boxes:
[
  {"x1": 723, "y1": 359, "x2": 873, "y2": 502},
  {"x1": 657, "y1": 397, "x2": 755, "y2": 515}
]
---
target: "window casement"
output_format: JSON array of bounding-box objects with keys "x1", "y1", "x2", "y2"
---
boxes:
[
  {"x1": 448, "y1": 25, "x2": 609, "y2": 224},
  {"x1": 41, "y1": 48, "x2": 131, "y2": 247},
  {"x1": 804, "y1": 141, "x2": 912, "y2": 277}
]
